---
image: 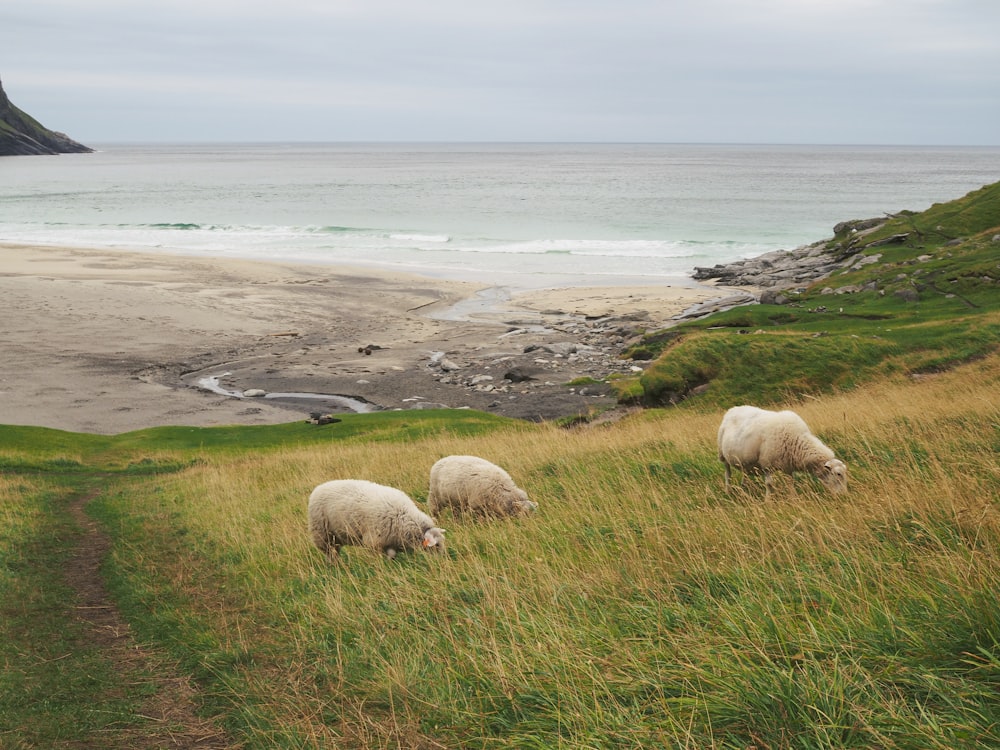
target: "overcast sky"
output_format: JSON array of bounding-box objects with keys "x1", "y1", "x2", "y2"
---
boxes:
[{"x1": 2, "y1": 0, "x2": 997, "y2": 145}]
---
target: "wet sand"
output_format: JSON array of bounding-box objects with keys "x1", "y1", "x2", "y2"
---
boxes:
[{"x1": 0, "y1": 243, "x2": 734, "y2": 434}]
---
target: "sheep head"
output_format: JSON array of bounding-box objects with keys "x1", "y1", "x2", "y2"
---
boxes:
[
  {"x1": 818, "y1": 459, "x2": 848, "y2": 494},
  {"x1": 512, "y1": 488, "x2": 538, "y2": 515},
  {"x1": 422, "y1": 527, "x2": 447, "y2": 551}
]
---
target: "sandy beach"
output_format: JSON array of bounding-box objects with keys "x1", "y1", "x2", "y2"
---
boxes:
[{"x1": 0, "y1": 243, "x2": 734, "y2": 434}]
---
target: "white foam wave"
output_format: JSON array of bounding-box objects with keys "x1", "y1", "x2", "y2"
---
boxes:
[
  {"x1": 1, "y1": 220, "x2": 775, "y2": 285},
  {"x1": 389, "y1": 233, "x2": 450, "y2": 243},
  {"x1": 454, "y1": 239, "x2": 697, "y2": 258}
]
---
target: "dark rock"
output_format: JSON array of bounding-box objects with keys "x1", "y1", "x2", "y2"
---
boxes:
[
  {"x1": 692, "y1": 231, "x2": 891, "y2": 293},
  {"x1": 833, "y1": 217, "x2": 886, "y2": 235},
  {"x1": 758, "y1": 289, "x2": 789, "y2": 305},
  {"x1": 307, "y1": 412, "x2": 342, "y2": 425},
  {"x1": 894, "y1": 289, "x2": 920, "y2": 302},
  {"x1": 691, "y1": 264, "x2": 725, "y2": 279},
  {"x1": 864, "y1": 233, "x2": 910, "y2": 249},
  {"x1": 539, "y1": 342, "x2": 577, "y2": 357},
  {"x1": 504, "y1": 367, "x2": 541, "y2": 382}
]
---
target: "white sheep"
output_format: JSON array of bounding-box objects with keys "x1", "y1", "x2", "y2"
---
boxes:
[
  {"x1": 308, "y1": 479, "x2": 446, "y2": 561},
  {"x1": 717, "y1": 405, "x2": 848, "y2": 499},
  {"x1": 428, "y1": 455, "x2": 537, "y2": 518}
]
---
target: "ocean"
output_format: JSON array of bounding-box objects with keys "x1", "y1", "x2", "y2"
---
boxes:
[{"x1": 2, "y1": 142, "x2": 999, "y2": 289}]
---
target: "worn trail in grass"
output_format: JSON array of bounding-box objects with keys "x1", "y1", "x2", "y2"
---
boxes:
[
  {"x1": 0, "y1": 470, "x2": 235, "y2": 749},
  {"x1": 63, "y1": 487, "x2": 233, "y2": 749}
]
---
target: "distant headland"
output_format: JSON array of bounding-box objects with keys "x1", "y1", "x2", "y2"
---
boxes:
[{"x1": 0, "y1": 77, "x2": 93, "y2": 156}]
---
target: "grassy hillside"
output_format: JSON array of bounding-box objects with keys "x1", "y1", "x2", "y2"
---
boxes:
[
  {"x1": 618, "y1": 181, "x2": 1000, "y2": 408},
  {"x1": 2, "y1": 182, "x2": 999, "y2": 747},
  {"x1": 2, "y1": 352, "x2": 999, "y2": 747}
]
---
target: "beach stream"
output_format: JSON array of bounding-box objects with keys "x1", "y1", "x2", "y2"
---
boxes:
[{"x1": 196, "y1": 374, "x2": 377, "y2": 413}]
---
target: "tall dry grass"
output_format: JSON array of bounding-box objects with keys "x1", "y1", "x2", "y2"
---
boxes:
[{"x1": 98, "y1": 354, "x2": 1000, "y2": 748}]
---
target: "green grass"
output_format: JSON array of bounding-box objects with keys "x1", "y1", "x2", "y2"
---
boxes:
[
  {"x1": 3, "y1": 182, "x2": 999, "y2": 748},
  {"x1": 2, "y1": 354, "x2": 999, "y2": 747},
  {"x1": 0, "y1": 477, "x2": 146, "y2": 746},
  {"x1": 621, "y1": 181, "x2": 1000, "y2": 408},
  {"x1": 110, "y1": 408, "x2": 520, "y2": 451}
]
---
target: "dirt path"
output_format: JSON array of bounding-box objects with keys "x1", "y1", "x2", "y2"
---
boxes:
[{"x1": 65, "y1": 491, "x2": 236, "y2": 749}]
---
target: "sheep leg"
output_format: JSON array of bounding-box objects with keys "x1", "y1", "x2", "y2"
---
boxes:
[
  {"x1": 763, "y1": 472, "x2": 774, "y2": 500},
  {"x1": 723, "y1": 463, "x2": 732, "y2": 492}
]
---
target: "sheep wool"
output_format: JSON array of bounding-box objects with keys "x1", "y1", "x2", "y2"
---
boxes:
[
  {"x1": 308, "y1": 479, "x2": 445, "y2": 561},
  {"x1": 428, "y1": 455, "x2": 537, "y2": 518},
  {"x1": 717, "y1": 405, "x2": 848, "y2": 498}
]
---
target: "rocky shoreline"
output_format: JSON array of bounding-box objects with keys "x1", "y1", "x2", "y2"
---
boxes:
[
  {"x1": 172, "y1": 219, "x2": 909, "y2": 424},
  {"x1": 172, "y1": 307, "x2": 666, "y2": 423},
  {"x1": 691, "y1": 216, "x2": 902, "y2": 301},
  {"x1": 167, "y1": 279, "x2": 787, "y2": 423}
]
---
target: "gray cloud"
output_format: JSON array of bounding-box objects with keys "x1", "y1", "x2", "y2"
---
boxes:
[{"x1": 2, "y1": 0, "x2": 997, "y2": 143}]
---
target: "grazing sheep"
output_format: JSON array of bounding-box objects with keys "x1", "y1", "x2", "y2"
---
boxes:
[
  {"x1": 308, "y1": 479, "x2": 446, "y2": 561},
  {"x1": 428, "y1": 455, "x2": 537, "y2": 518},
  {"x1": 717, "y1": 405, "x2": 848, "y2": 498}
]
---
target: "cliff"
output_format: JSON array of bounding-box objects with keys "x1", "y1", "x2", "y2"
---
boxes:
[{"x1": 0, "y1": 77, "x2": 93, "y2": 156}]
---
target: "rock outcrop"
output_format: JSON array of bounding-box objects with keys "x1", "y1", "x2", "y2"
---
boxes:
[
  {"x1": 0, "y1": 77, "x2": 93, "y2": 156},
  {"x1": 692, "y1": 217, "x2": 895, "y2": 291}
]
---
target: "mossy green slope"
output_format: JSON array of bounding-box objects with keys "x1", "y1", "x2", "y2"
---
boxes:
[{"x1": 622, "y1": 181, "x2": 1000, "y2": 408}]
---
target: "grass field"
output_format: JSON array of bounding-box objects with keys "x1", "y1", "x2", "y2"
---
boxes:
[
  {"x1": 2, "y1": 351, "x2": 999, "y2": 748},
  {"x1": 3, "y1": 182, "x2": 999, "y2": 748}
]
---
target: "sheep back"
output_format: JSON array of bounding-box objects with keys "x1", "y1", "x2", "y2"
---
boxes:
[
  {"x1": 308, "y1": 479, "x2": 445, "y2": 559},
  {"x1": 428, "y1": 455, "x2": 536, "y2": 518},
  {"x1": 718, "y1": 405, "x2": 847, "y2": 494},
  {"x1": 719, "y1": 406, "x2": 833, "y2": 472}
]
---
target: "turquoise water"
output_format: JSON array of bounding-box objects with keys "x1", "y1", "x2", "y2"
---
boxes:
[{"x1": 2, "y1": 142, "x2": 999, "y2": 288}]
